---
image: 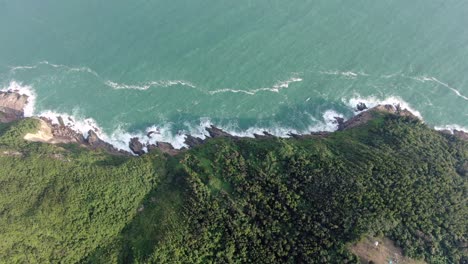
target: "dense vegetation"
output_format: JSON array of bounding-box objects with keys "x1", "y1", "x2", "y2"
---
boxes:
[{"x1": 0, "y1": 113, "x2": 466, "y2": 263}]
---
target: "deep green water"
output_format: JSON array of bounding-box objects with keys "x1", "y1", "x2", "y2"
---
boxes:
[{"x1": 1, "y1": 0, "x2": 467, "y2": 148}]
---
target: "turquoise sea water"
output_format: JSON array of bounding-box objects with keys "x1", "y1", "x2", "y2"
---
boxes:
[{"x1": 1, "y1": 0, "x2": 467, "y2": 148}]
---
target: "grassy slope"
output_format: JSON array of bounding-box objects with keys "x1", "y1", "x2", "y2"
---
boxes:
[{"x1": 0, "y1": 115, "x2": 466, "y2": 263}]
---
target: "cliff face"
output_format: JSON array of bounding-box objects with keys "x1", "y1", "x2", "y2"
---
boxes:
[{"x1": 0, "y1": 92, "x2": 28, "y2": 123}]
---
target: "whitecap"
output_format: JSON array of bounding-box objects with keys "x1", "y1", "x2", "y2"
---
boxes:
[
  {"x1": 105, "y1": 80, "x2": 196, "y2": 91},
  {"x1": 319, "y1": 70, "x2": 368, "y2": 79},
  {"x1": 209, "y1": 76, "x2": 303, "y2": 95}
]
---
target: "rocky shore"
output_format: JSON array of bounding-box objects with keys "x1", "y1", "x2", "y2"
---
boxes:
[
  {"x1": 0, "y1": 91, "x2": 28, "y2": 123},
  {"x1": 1, "y1": 91, "x2": 466, "y2": 156}
]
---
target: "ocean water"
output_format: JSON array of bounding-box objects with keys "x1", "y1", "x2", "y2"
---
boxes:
[{"x1": 1, "y1": 0, "x2": 467, "y2": 149}]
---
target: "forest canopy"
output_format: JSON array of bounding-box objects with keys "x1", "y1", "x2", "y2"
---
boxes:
[{"x1": 0, "y1": 113, "x2": 466, "y2": 263}]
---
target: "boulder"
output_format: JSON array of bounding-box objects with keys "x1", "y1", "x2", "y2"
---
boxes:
[
  {"x1": 184, "y1": 134, "x2": 205, "y2": 148},
  {"x1": 356, "y1": 102, "x2": 368, "y2": 112},
  {"x1": 0, "y1": 91, "x2": 28, "y2": 123},
  {"x1": 129, "y1": 137, "x2": 145, "y2": 156},
  {"x1": 148, "y1": 142, "x2": 180, "y2": 156},
  {"x1": 205, "y1": 125, "x2": 232, "y2": 138}
]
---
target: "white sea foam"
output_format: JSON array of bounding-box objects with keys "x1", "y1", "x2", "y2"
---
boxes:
[
  {"x1": 411, "y1": 75, "x2": 468, "y2": 101},
  {"x1": 38, "y1": 61, "x2": 100, "y2": 77},
  {"x1": 344, "y1": 95, "x2": 423, "y2": 119},
  {"x1": 308, "y1": 110, "x2": 345, "y2": 132},
  {"x1": 209, "y1": 77, "x2": 303, "y2": 95},
  {"x1": 9, "y1": 65, "x2": 37, "y2": 71},
  {"x1": 105, "y1": 80, "x2": 196, "y2": 90},
  {"x1": 319, "y1": 70, "x2": 368, "y2": 79},
  {"x1": 0, "y1": 81, "x2": 37, "y2": 117}
]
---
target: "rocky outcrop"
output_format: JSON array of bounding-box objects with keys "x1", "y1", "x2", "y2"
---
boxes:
[
  {"x1": 440, "y1": 129, "x2": 468, "y2": 142},
  {"x1": 453, "y1": 130, "x2": 468, "y2": 141},
  {"x1": 253, "y1": 132, "x2": 275, "y2": 139},
  {"x1": 0, "y1": 91, "x2": 28, "y2": 123},
  {"x1": 338, "y1": 104, "x2": 419, "y2": 131},
  {"x1": 334, "y1": 117, "x2": 345, "y2": 130},
  {"x1": 86, "y1": 130, "x2": 125, "y2": 155},
  {"x1": 356, "y1": 102, "x2": 368, "y2": 112},
  {"x1": 147, "y1": 142, "x2": 180, "y2": 156},
  {"x1": 129, "y1": 137, "x2": 145, "y2": 156},
  {"x1": 206, "y1": 125, "x2": 234, "y2": 138},
  {"x1": 184, "y1": 134, "x2": 205, "y2": 148},
  {"x1": 41, "y1": 117, "x2": 86, "y2": 144}
]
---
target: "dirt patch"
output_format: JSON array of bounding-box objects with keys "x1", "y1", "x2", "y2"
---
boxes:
[
  {"x1": 350, "y1": 237, "x2": 425, "y2": 264},
  {"x1": 0, "y1": 150, "x2": 23, "y2": 157},
  {"x1": 24, "y1": 119, "x2": 54, "y2": 143}
]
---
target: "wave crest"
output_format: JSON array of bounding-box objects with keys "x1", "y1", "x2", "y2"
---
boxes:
[{"x1": 209, "y1": 77, "x2": 303, "y2": 95}]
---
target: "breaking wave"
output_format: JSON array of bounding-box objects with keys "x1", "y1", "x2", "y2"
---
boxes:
[{"x1": 104, "y1": 80, "x2": 196, "y2": 90}]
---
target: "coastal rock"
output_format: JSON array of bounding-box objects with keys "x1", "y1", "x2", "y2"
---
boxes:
[
  {"x1": 206, "y1": 125, "x2": 233, "y2": 138},
  {"x1": 356, "y1": 102, "x2": 368, "y2": 112},
  {"x1": 0, "y1": 91, "x2": 28, "y2": 123},
  {"x1": 86, "y1": 130, "x2": 128, "y2": 155},
  {"x1": 339, "y1": 104, "x2": 419, "y2": 131},
  {"x1": 147, "y1": 130, "x2": 160, "y2": 138},
  {"x1": 254, "y1": 131, "x2": 275, "y2": 139},
  {"x1": 453, "y1": 130, "x2": 468, "y2": 141},
  {"x1": 129, "y1": 137, "x2": 146, "y2": 156},
  {"x1": 147, "y1": 142, "x2": 180, "y2": 156},
  {"x1": 184, "y1": 134, "x2": 205, "y2": 148},
  {"x1": 41, "y1": 117, "x2": 86, "y2": 144},
  {"x1": 334, "y1": 117, "x2": 345, "y2": 130}
]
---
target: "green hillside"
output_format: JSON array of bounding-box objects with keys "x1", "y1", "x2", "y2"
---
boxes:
[{"x1": 0, "y1": 114, "x2": 466, "y2": 263}]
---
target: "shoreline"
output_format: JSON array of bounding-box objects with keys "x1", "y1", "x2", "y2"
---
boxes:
[{"x1": 1, "y1": 90, "x2": 467, "y2": 156}]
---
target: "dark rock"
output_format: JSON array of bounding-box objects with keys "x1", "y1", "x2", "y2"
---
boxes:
[
  {"x1": 356, "y1": 102, "x2": 368, "y2": 111},
  {"x1": 129, "y1": 137, "x2": 146, "y2": 156},
  {"x1": 254, "y1": 131, "x2": 275, "y2": 139},
  {"x1": 184, "y1": 134, "x2": 205, "y2": 148},
  {"x1": 57, "y1": 116, "x2": 65, "y2": 127},
  {"x1": 334, "y1": 117, "x2": 345, "y2": 130},
  {"x1": 86, "y1": 130, "x2": 129, "y2": 155},
  {"x1": 205, "y1": 125, "x2": 233, "y2": 138},
  {"x1": 147, "y1": 130, "x2": 160, "y2": 138},
  {"x1": 453, "y1": 130, "x2": 468, "y2": 141}
]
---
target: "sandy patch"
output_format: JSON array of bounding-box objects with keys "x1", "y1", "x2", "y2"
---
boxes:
[{"x1": 350, "y1": 237, "x2": 426, "y2": 264}]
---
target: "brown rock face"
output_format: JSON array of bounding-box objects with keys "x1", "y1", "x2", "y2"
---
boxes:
[
  {"x1": 147, "y1": 142, "x2": 180, "y2": 156},
  {"x1": 40, "y1": 117, "x2": 86, "y2": 144},
  {"x1": 0, "y1": 92, "x2": 28, "y2": 123},
  {"x1": 339, "y1": 104, "x2": 419, "y2": 131}
]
